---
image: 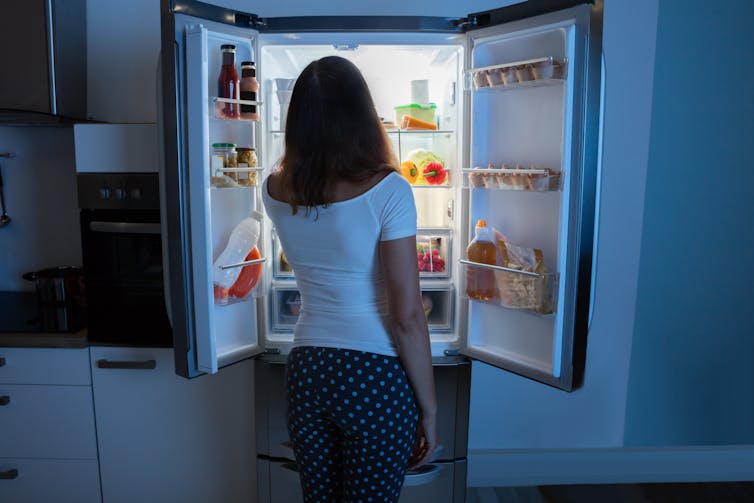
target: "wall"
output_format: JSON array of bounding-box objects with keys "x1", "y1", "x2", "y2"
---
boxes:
[
  {"x1": 0, "y1": 127, "x2": 82, "y2": 291},
  {"x1": 624, "y1": 0, "x2": 754, "y2": 446}
]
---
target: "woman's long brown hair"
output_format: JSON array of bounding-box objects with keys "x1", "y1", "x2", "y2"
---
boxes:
[{"x1": 279, "y1": 56, "x2": 397, "y2": 215}]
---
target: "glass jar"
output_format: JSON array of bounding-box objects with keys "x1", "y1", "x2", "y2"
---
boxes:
[
  {"x1": 211, "y1": 143, "x2": 238, "y2": 185},
  {"x1": 236, "y1": 147, "x2": 258, "y2": 186}
]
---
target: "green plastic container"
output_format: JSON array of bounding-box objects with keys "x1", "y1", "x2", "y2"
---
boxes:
[{"x1": 393, "y1": 103, "x2": 437, "y2": 126}]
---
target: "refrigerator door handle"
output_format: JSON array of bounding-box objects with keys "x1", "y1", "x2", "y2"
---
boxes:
[{"x1": 403, "y1": 464, "x2": 441, "y2": 487}]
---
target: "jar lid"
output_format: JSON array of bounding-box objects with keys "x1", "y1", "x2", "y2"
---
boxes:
[
  {"x1": 212, "y1": 143, "x2": 237, "y2": 148},
  {"x1": 236, "y1": 147, "x2": 256, "y2": 151},
  {"x1": 220, "y1": 44, "x2": 236, "y2": 50},
  {"x1": 241, "y1": 61, "x2": 255, "y2": 66}
]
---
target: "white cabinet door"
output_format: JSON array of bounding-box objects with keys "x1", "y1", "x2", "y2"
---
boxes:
[
  {"x1": 90, "y1": 347, "x2": 255, "y2": 503},
  {"x1": 0, "y1": 459, "x2": 101, "y2": 503}
]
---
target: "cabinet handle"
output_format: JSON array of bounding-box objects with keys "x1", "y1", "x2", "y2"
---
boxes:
[
  {"x1": 0, "y1": 468, "x2": 18, "y2": 480},
  {"x1": 0, "y1": 357, "x2": 5, "y2": 367},
  {"x1": 97, "y1": 359, "x2": 157, "y2": 370},
  {"x1": 281, "y1": 462, "x2": 299, "y2": 473},
  {"x1": 403, "y1": 464, "x2": 441, "y2": 487},
  {"x1": 0, "y1": 396, "x2": 9, "y2": 406}
]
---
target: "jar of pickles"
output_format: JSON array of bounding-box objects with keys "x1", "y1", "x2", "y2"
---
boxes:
[
  {"x1": 211, "y1": 143, "x2": 238, "y2": 186},
  {"x1": 236, "y1": 147, "x2": 258, "y2": 186}
]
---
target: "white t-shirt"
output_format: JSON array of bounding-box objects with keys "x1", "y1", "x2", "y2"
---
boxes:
[{"x1": 262, "y1": 172, "x2": 417, "y2": 356}]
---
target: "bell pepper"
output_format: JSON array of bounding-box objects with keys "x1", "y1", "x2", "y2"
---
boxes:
[
  {"x1": 422, "y1": 162, "x2": 447, "y2": 185},
  {"x1": 228, "y1": 246, "x2": 263, "y2": 299},
  {"x1": 400, "y1": 160, "x2": 419, "y2": 184}
]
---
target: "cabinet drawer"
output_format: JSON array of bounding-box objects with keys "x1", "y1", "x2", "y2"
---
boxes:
[
  {"x1": 0, "y1": 384, "x2": 97, "y2": 459},
  {"x1": 0, "y1": 347, "x2": 91, "y2": 385},
  {"x1": 0, "y1": 458, "x2": 100, "y2": 503}
]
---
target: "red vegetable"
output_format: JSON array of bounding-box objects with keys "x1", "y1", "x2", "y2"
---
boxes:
[
  {"x1": 423, "y1": 162, "x2": 447, "y2": 185},
  {"x1": 228, "y1": 246, "x2": 262, "y2": 299}
]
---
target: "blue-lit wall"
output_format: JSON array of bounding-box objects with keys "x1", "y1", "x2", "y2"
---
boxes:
[{"x1": 624, "y1": 0, "x2": 754, "y2": 445}]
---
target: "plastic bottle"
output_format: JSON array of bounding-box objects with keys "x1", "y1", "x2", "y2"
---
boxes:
[
  {"x1": 213, "y1": 214, "x2": 261, "y2": 304},
  {"x1": 465, "y1": 219, "x2": 498, "y2": 301}
]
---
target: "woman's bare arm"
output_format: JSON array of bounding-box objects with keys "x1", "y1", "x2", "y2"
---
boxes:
[{"x1": 380, "y1": 235, "x2": 437, "y2": 468}]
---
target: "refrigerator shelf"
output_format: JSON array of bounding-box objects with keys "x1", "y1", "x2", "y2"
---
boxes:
[
  {"x1": 462, "y1": 167, "x2": 561, "y2": 191},
  {"x1": 459, "y1": 259, "x2": 558, "y2": 315},
  {"x1": 468, "y1": 57, "x2": 567, "y2": 90},
  {"x1": 211, "y1": 96, "x2": 263, "y2": 121}
]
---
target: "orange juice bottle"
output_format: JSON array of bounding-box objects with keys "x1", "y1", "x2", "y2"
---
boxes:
[{"x1": 466, "y1": 220, "x2": 498, "y2": 300}]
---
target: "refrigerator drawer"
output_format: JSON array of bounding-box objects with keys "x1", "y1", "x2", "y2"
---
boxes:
[
  {"x1": 421, "y1": 285, "x2": 454, "y2": 332},
  {"x1": 417, "y1": 230, "x2": 452, "y2": 278},
  {"x1": 271, "y1": 287, "x2": 301, "y2": 331},
  {"x1": 255, "y1": 359, "x2": 470, "y2": 461},
  {"x1": 257, "y1": 458, "x2": 465, "y2": 503}
]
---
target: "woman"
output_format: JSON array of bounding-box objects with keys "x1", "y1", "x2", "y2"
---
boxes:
[{"x1": 262, "y1": 55, "x2": 437, "y2": 502}]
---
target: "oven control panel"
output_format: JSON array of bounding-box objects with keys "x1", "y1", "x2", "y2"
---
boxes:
[{"x1": 78, "y1": 173, "x2": 160, "y2": 210}]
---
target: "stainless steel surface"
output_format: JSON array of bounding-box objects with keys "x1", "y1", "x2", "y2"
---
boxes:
[
  {"x1": 22, "y1": 267, "x2": 84, "y2": 305},
  {"x1": 0, "y1": 166, "x2": 10, "y2": 227}
]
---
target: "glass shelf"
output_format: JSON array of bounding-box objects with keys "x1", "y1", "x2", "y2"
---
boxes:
[{"x1": 459, "y1": 259, "x2": 558, "y2": 315}]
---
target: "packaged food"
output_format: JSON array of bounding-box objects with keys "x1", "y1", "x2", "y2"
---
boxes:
[
  {"x1": 501, "y1": 66, "x2": 518, "y2": 85},
  {"x1": 416, "y1": 237, "x2": 446, "y2": 274},
  {"x1": 239, "y1": 61, "x2": 260, "y2": 121},
  {"x1": 516, "y1": 64, "x2": 535, "y2": 83},
  {"x1": 400, "y1": 114, "x2": 437, "y2": 131},
  {"x1": 485, "y1": 68, "x2": 504, "y2": 86},
  {"x1": 473, "y1": 71, "x2": 489, "y2": 89},
  {"x1": 394, "y1": 103, "x2": 436, "y2": 125},
  {"x1": 468, "y1": 166, "x2": 486, "y2": 188},
  {"x1": 236, "y1": 147, "x2": 258, "y2": 186},
  {"x1": 465, "y1": 220, "x2": 498, "y2": 301},
  {"x1": 217, "y1": 45, "x2": 240, "y2": 118},
  {"x1": 532, "y1": 59, "x2": 564, "y2": 80},
  {"x1": 494, "y1": 232, "x2": 552, "y2": 313},
  {"x1": 482, "y1": 163, "x2": 497, "y2": 189},
  {"x1": 212, "y1": 215, "x2": 261, "y2": 305},
  {"x1": 211, "y1": 143, "x2": 238, "y2": 186}
]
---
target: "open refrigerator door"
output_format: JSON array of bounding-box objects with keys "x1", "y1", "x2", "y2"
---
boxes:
[
  {"x1": 458, "y1": 2, "x2": 601, "y2": 391},
  {"x1": 165, "y1": 10, "x2": 267, "y2": 377}
]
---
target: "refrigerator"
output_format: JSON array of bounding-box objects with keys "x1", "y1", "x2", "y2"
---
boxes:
[{"x1": 158, "y1": 0, "x2": 602, "y2": 500}]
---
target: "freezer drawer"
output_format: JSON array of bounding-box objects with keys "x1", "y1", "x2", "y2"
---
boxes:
[
  {"x1": 255, "y1": 357, "x2": 470, "y2": 461},
  {"x1": 257, "y1": 458, "x2": 466, "y2": 503}
]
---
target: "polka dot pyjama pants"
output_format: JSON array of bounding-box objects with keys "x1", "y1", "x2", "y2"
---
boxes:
[{"x1": 286, "y1": 346, "x2": 419, "y2": 503}]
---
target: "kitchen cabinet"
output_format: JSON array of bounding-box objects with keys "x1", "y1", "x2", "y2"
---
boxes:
[
  {"x1": 0, "y1": 347, "x2": 100, "y2": 503},
  {"x1": 90, "y1": 346, "x2": 256, "y2": 503}
]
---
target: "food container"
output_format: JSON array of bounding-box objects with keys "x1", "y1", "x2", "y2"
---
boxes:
[
  {"x1": 416, "y1": 234, "x2": 449, "y2": 276},
  {"x1": 211, "y1": 143, "x2": 238, "y2": 185},
  {"x1": 22, "y1": 266, "x2": 85, "y2": 306},
  {"x1": 532, "y1": 59, "x2": 564, "y2": 80},
  {"x1": 393, "y1": 103, "x2": 437, "y2": 126},
  {"x1": 472, "y1": 71, "x2": 489, "y2": 89},
  {"x1": 236, "y1": 147, "x2": 258, "y2": 186},
  {"x1": 516, "y1": 64, "x2": 535, "y2": 82},
  {"x1": 485, "y1": 68, "x2": 504, "y2": 87},
  {"x1": 494, "y1": 268, "x2": 556, "y2": 314},
  {"x1": 500, "y1": 66, "x2": 518, "y2": 85}
]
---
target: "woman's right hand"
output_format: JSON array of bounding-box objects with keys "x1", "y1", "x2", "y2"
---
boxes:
[{"x1": 409, "y1": 411, "x2": 438, "y2": 470}]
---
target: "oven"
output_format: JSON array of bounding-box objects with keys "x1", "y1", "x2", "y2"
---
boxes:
[{"x1": 77, "y1": 173, "x2": 172, "y2": 346}]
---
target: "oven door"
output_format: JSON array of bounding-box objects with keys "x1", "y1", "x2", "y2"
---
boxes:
[{"x1": 80, "y1": 209, "x2": 172, "y2": 346}]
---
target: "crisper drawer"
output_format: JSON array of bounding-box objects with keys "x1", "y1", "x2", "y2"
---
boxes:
[
  {"x1": 257, "y1": 459, "x2": 466, "y2": 503},
  {"x1": 0, "y1": 458, "x2": 101, "y2": 503},
  {"x1": 255, "y1": 359, "x2": 470, "y2": 462},
  {"x1": 0, "y1": 347, "x2": 91, "y2": 385},
  {"x1": 271, "y1": 286, "x2": 454, "y2": 333},
  {"x1": 0, "y1": 384, "x2": 98, "y2": 459}
]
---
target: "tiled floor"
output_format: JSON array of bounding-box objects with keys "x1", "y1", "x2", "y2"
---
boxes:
[{"x1": 467, "y1": 483, "x2": 754, "y2": 502}]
